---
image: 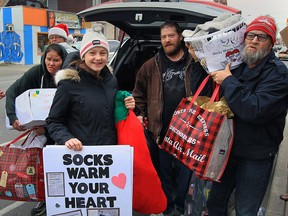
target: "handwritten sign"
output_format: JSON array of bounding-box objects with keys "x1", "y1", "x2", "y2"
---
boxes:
[
  {"x1": 43, "y1": 145, "x2": 133, "y2": 216},
  {"x1": 15, "y1": 89, "x2": 56, "y2": 129}
]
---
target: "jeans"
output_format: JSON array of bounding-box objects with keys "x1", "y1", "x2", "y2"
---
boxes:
[
  {"x1": 158, "y1": 149, "x2": 192, "y2": 214},
  {"x1": 207, "y1": 155, "x2": 275, "y2": 216}
]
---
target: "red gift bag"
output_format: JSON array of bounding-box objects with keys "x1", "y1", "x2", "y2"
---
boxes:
[
  {"x1": 0, "y1": 130, "x2": 45, "y2": 201},
  {"x1": 115, "y1": 91, "x2": 167, "y2": 214},
  {"x1": 161, "y1": 76, "x2": 234, "y2": 182}
]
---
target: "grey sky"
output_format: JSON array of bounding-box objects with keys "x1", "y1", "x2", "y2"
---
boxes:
[{"x1": 228, "y1": 0, "x2": 287, "y2": 37}]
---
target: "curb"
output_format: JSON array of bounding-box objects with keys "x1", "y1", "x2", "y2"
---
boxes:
[
  {"x1": 0, "y1": 64, "x2": 34, "y2": 76},
  {"x1": 265, "y1": 116, "x2": 288, "y2": 216},
  {"x1": 285, "y1": 162, "x2": 288, "y2": 216}
]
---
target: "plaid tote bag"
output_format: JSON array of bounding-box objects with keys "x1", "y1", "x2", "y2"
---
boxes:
[
  {"x1": 0, "y1": 130, "x2": 45, "y2": 201},
  {"x1": 161, "y1": 76, "x2": 234, "y2": 182}
]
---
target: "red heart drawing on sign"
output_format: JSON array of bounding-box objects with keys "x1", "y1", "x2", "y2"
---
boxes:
[{"x1": 111, "y1": 173, "x2": 126, "y2": 189}]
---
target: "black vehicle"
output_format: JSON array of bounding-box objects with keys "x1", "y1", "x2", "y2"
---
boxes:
[{"x1": 78, "y1": 1, "x2": 241, "y2": 91}]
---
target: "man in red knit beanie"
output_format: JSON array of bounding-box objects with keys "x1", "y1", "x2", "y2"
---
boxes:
[
  {"x1": 208, "y1": 15, "x2": 288, "y2": 216},
  {"x1": 244, "y1": 16, "x2": 277, "y2": 44}
]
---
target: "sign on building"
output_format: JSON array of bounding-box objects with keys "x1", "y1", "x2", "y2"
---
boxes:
[{"x1": 48, "y1": 11, "x2": 81, "y2": 29}]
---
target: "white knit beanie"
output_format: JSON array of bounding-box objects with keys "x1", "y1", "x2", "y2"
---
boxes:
[
  {"x1": 48, "y1": 23, "x2": 69, "y2": 40},
  {"x1": 80, "y1": 24, "x2": 109, "y2": 59}
]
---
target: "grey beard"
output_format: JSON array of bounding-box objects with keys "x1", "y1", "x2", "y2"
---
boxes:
[{"x1": 241, "y1": 46, "x2": 270, "y2": 66}]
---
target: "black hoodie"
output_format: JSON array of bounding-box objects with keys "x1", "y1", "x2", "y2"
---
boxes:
[{"x1": 5, "y1": 44, "x2": 68, "y2": 127}]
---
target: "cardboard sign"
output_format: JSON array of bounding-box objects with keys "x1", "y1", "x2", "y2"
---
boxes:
[
  {"x1": 280, "y1": 26, "x2": 288, "y2": 47},
  {"x1": 43, "y1": 145, "x2": 133, "y2": 216},
  {"x1": 15, "y1": 89, "x2": 56, "y2": 129}
]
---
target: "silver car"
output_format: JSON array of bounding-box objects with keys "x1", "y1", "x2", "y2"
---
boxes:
[{"x1": 108, "y1": 39, "x2": 120, "y2": 62}]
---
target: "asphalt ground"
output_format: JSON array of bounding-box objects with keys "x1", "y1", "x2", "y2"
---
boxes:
[{"x1": 0, "y1": 63, "x2": 288, "y2": 216}]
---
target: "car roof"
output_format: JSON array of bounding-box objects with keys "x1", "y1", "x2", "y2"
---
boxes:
[{"x1": 78, "y1": 1, "x2": 241, "y2": 40}]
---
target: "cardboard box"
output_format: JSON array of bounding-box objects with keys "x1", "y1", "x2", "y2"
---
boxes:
[
  {"x1": 15, "y1": 88, "x2": 56, "y2": 129},
  {"x1": 280, "y1": 26, "x2": 288, "y2": 47}
]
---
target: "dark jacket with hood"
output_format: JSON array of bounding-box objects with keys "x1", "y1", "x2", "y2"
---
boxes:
[
  {"x1": 222, "y1": 51, "x2": 288, "y2": 160},
  {"x1": 46, "y1": 66, "x2": 118, "y2": 146},
  {"x1": 5, "y1": 44, "x2": 68, "y2": 125}
]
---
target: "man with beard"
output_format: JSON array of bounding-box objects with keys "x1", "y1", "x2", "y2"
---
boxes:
[
  {"x1": 133, "y1": 21, "x2": 211, "y2": 216},
  {"x1": 208, "y1": 16, "x2": 288, "y2": 216}
]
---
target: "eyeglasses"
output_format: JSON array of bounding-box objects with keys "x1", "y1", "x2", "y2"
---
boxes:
[
  {"x1": 48, "y1": 35, "x2": 63, "y2": 40},
  {"x1": 246, "y1": 32, "x2": 269, "y2": 42}
]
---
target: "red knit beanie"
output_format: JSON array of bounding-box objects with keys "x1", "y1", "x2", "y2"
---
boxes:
[{"x1": 245, "y1": 16, "x2": 277, "y2": 44}]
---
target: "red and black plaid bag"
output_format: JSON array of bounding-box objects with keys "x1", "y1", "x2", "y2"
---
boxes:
[
  {"x1": 161, "y1": 76, "x2": 234, "y2": 182},
  {"x1": 0, "y1": 130, "x2": 45, "y2": 201}
]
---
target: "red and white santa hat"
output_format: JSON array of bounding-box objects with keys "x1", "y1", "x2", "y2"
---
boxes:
[{"x1": 48, "y1": 23, "x2": 69, "y2": 40}]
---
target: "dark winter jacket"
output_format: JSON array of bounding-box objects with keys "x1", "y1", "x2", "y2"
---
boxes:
[
  {"x1": 222, "y1": 51, "x2": 288, "y2": 160},
  {"x1": 133, "y1": 48, "x2": 211, "y2": 143},
  {"x1": 46, "y1": 66, "x2": 118, "y2": 145},
  {"x1": 62, "y1": 51, "x2": 80, "y2": 69}
]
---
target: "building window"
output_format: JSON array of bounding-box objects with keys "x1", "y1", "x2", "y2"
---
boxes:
[{"x1": 37, "y1": 33, "x2": 48, "y2": 55}]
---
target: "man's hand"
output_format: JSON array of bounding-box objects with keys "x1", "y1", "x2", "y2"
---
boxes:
[
  {"x1": 210, "y1": 63, "x2": 232, "y2": 85},
  {"x1": 137, "y1": 116, "x2": 148, "y2": 128},
  {"x1": 12, "y1": 120, "x2": 26, "y2": 131},
  {"x1": 185, "y1": 42, "x2": 199, "y2": 62},
  {"x1": 0, "y1": 90, "x2": 5, "y2": 99},
  {"x1": 33, "y1": 126, "x2": 45, "y2": 136}
]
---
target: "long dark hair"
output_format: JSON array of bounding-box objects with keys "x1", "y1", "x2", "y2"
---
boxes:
[{"x1": 45, "y1": 44, "x2": 66, "y2": 61}]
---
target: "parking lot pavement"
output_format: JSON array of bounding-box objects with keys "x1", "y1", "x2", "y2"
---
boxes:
[
  {"x1": 264, "y1": 116, "x2": 288, "y2": 216},
  {"x1": 1, "y1": 63, "x2": 288, "y2": 216},
  {"x1": 0, "y1": 63, "x2": 34, "y2": 76}
]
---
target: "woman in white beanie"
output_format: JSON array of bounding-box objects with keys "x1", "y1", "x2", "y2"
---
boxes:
[{"x1": 46, "y1": 24, "x2": 135, "y2": 151}]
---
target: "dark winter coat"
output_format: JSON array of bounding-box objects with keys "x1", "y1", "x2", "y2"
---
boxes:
[
  {"x1": 222, "y1": 51, "x2": 288, "y2": 160},
  {"x1": 62, "y1": 50, "x2": 80, "y2": 69},
  {"x1": 46, "y1": 66, "x2": 118, "y2": 145}
]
